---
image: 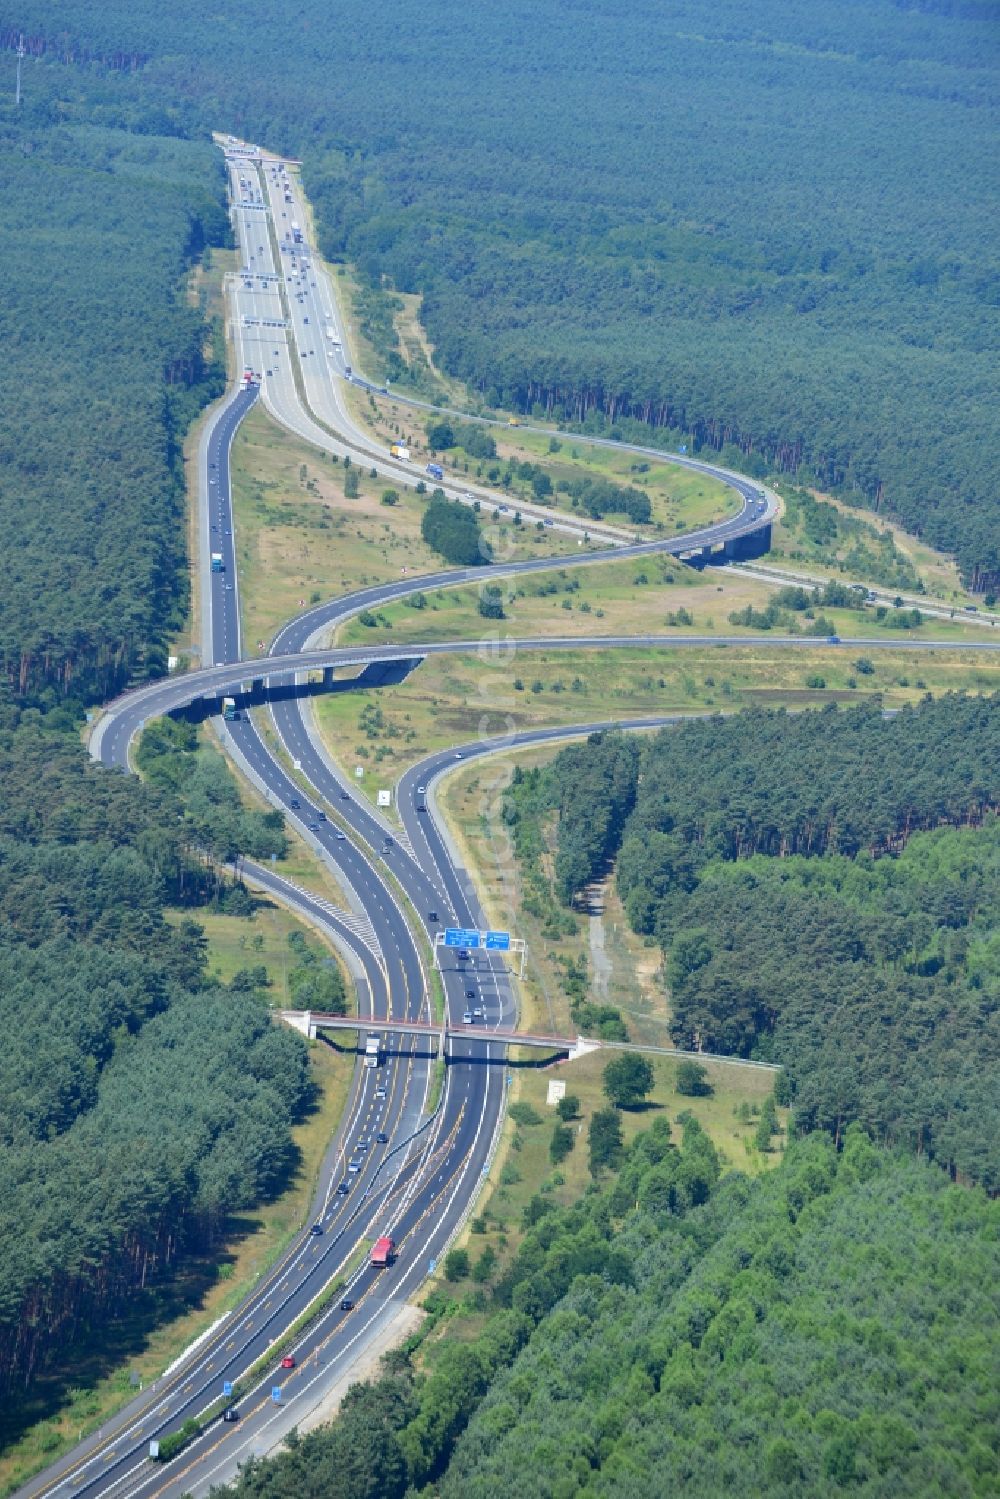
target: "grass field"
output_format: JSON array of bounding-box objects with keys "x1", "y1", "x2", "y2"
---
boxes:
[
  {"x1": 787, "y1": 488, "x2": 976, "y2": 605},
  {"x1": 334, "y1": 550, "x2": 991, "y2": 650},
  {"x1": 347, "y1": 388, "x2": 737, "y2": 535},
  {"x1": 438, "y1": 744, "x2": 669, "y2": 1046},
  {"x1": 312, "y1": 643, "x2": 999, "y2": 809},
  {"x1": 167, "y1": 900, "x2": 350, "y2": 1007},
  {"x1": 229, "y1": 405, "x2": 574, "y2": 651}
]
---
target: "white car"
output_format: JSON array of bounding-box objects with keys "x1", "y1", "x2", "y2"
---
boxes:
[{"x1": 417, "y1": 785, "x2": 426, "y2": 794}]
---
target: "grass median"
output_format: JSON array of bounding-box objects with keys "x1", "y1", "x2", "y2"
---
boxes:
[
  {"x1": 229, "y1": 405, "x2": 582, "y2": 652},
  {"x1": 333, "y1": 550, "x2": 992, "y2": 651},
  {"x1": 311, "y1": 642, "x2": 999, "y2": 809}
]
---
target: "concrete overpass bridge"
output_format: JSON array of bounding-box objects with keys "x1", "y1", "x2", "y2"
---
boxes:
[
  {"x1": 279, "y1": 1011, "x2": 780, "y2": 1072},
  {"x1": 279, "y1": 1009, "x2": 601, "y2": 1060}
]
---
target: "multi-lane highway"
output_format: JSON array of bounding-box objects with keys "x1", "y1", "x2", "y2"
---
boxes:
[{"x1": 24, "y1": 145, "x2": 997, "y2": 1499}]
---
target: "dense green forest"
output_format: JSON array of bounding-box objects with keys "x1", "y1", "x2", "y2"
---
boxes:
[
  {"x1": 210, "y1": 1126, "x2": 999, "y2": 1499},
  {"x1": 136, "y1": 717, "x2": 287, "y2": 868},
  {"x1": 5, "y1": 0, "x2": 995, "y2": 584},
  {"x1": 420, "y1": 491, "x2": 491, "y2": 566},
  {"x1": 0, "y1": 78, "x2": 227, "y2": 700},
  {"x1": 503, "y1": 697, "x2": 1000, "y2": 1188},
  {"x1": 0, "y1": 706, "x2": 309, "y2": 1420}
]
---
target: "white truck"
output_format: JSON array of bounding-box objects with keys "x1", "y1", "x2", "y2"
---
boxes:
[{"x1": 365, "y1": 1035, "x2": 381, "y2": 1069}]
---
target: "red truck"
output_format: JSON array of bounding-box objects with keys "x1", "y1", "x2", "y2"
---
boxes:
[{"x1": 370, "y1": 1235, "x2": 395, "y2": 1268}]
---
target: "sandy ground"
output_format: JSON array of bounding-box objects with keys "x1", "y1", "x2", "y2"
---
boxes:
[{"x1": 293, "y1": 1301, "x2": 426, "y2": 1437}]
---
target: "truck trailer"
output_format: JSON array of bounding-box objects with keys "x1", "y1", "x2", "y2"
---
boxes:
[
  {"x1": 370, "y1": 1236, "x2": 395, "y2": 1268},
  {"x1": 211, "y1": 552, "x2": 224, "y2": 573},
  {"x1": 426, "y1": 463, "x2": 444, "y2": 480},
  {"x1": 389, "y1": 443, "x2": 410, "y2": 460},
  {"x1": 364, "y1": 1035, "x2": 381, "y2": 1069}
]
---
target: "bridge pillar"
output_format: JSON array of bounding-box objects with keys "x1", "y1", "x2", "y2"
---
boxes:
[
  {"x1": 682, "y1": 545, "x2": 712, "y2": 571},
  {"x1": 322, "y1": 666, "x2": 336, "y2": 687},
  {"x1": 724, "y1": 523, "x2": 772, "y2": 562}
]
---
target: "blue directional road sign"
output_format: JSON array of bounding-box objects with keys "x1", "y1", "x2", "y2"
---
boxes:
[
  {"x1": 679, "y1": 444, "x2": 688, "y2": 454},
  {"x1": 444, "y1": 928, "x2": 480, "y2": 949},
  {"x1": 485, "y1": 930, "x2": 511, "y2": 951},
  {"x1": 272, "y1": 1387, "x2": 283, "y2": 1404},
  {"x1": 223, "y1": 1381, "x2": 233, "y2": 1397}
]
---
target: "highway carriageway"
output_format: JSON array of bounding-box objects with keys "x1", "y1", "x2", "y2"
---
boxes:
[{"x1": 289, "y1": 1012, "x2": 781, "y2": 1070}]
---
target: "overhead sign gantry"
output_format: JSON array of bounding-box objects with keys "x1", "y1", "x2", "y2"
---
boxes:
[{"x1": 434, "y1": 927, "x2": 525, "y2": 975}]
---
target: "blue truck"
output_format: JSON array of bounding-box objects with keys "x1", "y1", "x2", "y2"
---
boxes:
[{"x1": 426, "y1": 463, "x2": 444, "y2": 480}]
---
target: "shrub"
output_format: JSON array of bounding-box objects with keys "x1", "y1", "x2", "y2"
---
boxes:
[
  {"x1": 676, "y1": 1059, "x2": 713, "y2": 1097},
  {"x1": 550, "y1": 1122, "x2": 575, "y2": 1164},
  {"x1": 444, "y1": 1247, "x2": 470, "y2": 1281}
]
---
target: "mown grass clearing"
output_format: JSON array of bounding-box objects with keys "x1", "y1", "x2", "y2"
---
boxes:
[
  {"x1": 229, "y1": 405, "x2": 572, "y2": 651},
  {"x1": 334, "y1": 551, "x2": 990, "y2": 649},
  {"x1": 312, "y1": 643, "x2": 999, "y2": 808},
  {"x1": 438, "y1": 746, "x2": 670, "y2": 1046},
  {"x1": 351, "y1": 389, "x2": 737, "y2": 535},
  {"x1": 169, "y1": 902, "x2": 333, "y2": 1006}
]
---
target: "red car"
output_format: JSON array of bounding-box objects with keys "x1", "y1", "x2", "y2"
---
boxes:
[{"x1": 280, "y1": 1355, "x2": 296, "y2": 1370}]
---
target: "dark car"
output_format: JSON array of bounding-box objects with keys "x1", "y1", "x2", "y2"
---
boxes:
[
  {"x1": 340, "y1": 790, "x2": 350, "y2": 800},
  {"x1": 308, "y1": 821, "x2": 319, "y2": 832},
  {"x1": 340, "y1": 1298, "x2": 354, "y2": 1312},
  {"x1": 336, "y1": 1182, "x2": 349, "y2": 1196},
  {"x1": 377, "y1": 1131, "x2": 389, "y2": 1144},
  {"x1": 318, "y1": 811, "x2": 327, "y2": 821},
  {"x1": 457, "y1": 949, "x2": 470, "y2": 961},
  {"x1": 428, "y1": 911, "x2": 439, "y2": 923},
  {"x1": 290, "y1": 797, "x2": 300, "y2": 808},
  {"x1": 309, "y1": 1223, "x2": 323, "y2": 1236},
  {"x1": 466, "y1": 989, "x2": 476, "y2": 1000},
  {"x1": 222, "y1": 1407, "x2": 240, "y2": 1423}
]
